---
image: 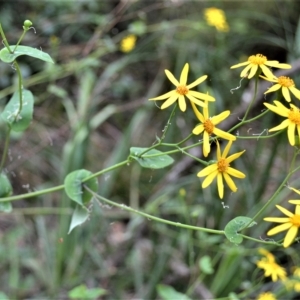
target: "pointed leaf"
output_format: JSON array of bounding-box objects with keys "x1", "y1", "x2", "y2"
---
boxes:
[
  {"x1": 1, "y1": 89, "x2": 34, "y2": 132},
  {"x1": 224, "y1": 216, "x2": 256, "y2": 244},
  {"x1": 68, "y1": 205, "x2": 90, "y2": 234},
  {"x1": 157, "y1": 284, "x2": 192, "y2": 300},
  {"x1": 64, "y1": 169, "x2": 98, "y2": 205},
  {"x1": 0, "y1": 45, "x2": 54, "y2": 63},
  {"x1": 130, "y1": 147, "x2": 174, "y2": 169}
]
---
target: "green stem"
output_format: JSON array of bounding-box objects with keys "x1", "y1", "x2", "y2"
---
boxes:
[
  {"x1": 0, "y1": 126, "x2": 12, "y2": 173},
  {"x1": 13, "y1": 61, "x2": 23, "y2": 114},
  {"x1": 84, "y1": 185, "x2": 224, "y2": 235},
  {"x1": 246, "y1": 149, "x2": 300, "y2": 227},
  {"x1": 242, "y1": 74, "x2": 259, "y2": 121},
  {"x1": 0, "y1": 23, "x2": 12, "y2": 53},
  {"x1": 13, "y1": 29, "x2": 27, "y2": 52}
]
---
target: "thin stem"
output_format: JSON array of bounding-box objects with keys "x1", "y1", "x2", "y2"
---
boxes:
[
  {"x1": 0, "y1": 23, "x2": 12, "y2": 53},
  {"x1": 242, "y1": 74, "x2": 259, "y2": 121},
  {"x1": 84, "y1": 185, "x2": 224, "y2": 234},
  {"x1": 0, "y1": 126, "x2": 12, "y2": 173},
  {"x1": 13, "y1": 29, "x2": 27, "y2": 52},
  {"x1": 13, "y1": 61, "x2": 23, "y2": 114},
  {"x1": 245, "y1": 149, "x2": 299, "y2": 228}
]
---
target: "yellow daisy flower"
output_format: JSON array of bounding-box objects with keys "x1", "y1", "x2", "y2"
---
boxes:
[
  {"x1": 257, "y1": 292, "x2": 277, "y2": 300},
  {"x1": 260, "y1": 75, "x2": 300, "y2": 102},
  {"x1": 256, "y1": 250, "x2": 287, "y2": 281},
  {"x1": 264, "y1": 205, "x2": 300, "y2": 248},
  {"x1": 149, "y1": 63, "x2": 215, "y2": 112},
  {"x1": 204, "y1": 7, "x2": 229, "y2": 32},
  {"x1": 230, "y1": 54, "x2": 291, "y2": 79},
  {"x1": 263, "y1": 100, "x2": 300, "y2": 146},
  {"x1": 191, "y1": 101, "x2": 236, "y2": 157},
  {"x1": 197, "y1": 140, "x2": 245, "y2": 199},
  {"x1": 120, "y1": 34, "x2": 137, "y2": 53}
]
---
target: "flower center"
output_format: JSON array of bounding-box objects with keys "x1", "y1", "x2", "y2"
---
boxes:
[
  {"x1": 290, "y1": 214, "x2": 300, "y2": 227},
  {"x1": 288, "y1": 108, "x2": 300, "y2": 125},
  {"x1": 248, "y1": 54, "x2": 267, "y2": 65},
  {"x1": 217, "y1": 158, "x2": 229, "y2": 172},
  {"x1": 204, "y1": 119, "x2": 214, "y2": 134},
  {"x1": 176, "y1": 85, "x2": 189, "y2": 95},
  {"x1": 278, "y1": 76, "x2": 294, "y2": 88}
]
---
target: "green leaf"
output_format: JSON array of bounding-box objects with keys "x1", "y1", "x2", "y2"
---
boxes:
[
  {"x1": 0, "y1": 173, "x2": 13, "y2": 213},
  {"x1": 0, "y1": 45, "x2": 54, "y2": 63},
  {"x1": 1, "y1": 89, "x2": 34, "y2": 132},
  {"x1": 199, "y1": 255, "x2": 214, "y2": 274},
  {"x1": 68, "y1": 284, "x2": 107, "y2": 299},
  {"x1": 224, "y1": 216, "x2": 256, "y2": 244},
  {"x1": 68, "y1": 205, "x2": 90, "y2": 234},
  {"x1": 0, "y1": 173, "x2": 12, "y2": 197},
  {"x1": 130, "y1": 147, "x2": 174, "y2": 169},
  {"x1": 64, "y1": 169, "x2": 98, "y2": 206},
  {"x1": 157, "y1": 284, "x2": 192, "y2": 300}
]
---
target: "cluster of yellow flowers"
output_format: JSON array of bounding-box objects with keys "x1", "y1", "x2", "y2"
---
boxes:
[
  {"x1": 149, "y1": 52, "x2": 300, "y2": 248},
  {"x1": 256, "y1": 248, "x2": 300, "y2": 297}
]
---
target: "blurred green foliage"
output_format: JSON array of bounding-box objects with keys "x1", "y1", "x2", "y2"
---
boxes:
[{"x1": 0, "y1": 0, "x2": 300, "y2": 299}]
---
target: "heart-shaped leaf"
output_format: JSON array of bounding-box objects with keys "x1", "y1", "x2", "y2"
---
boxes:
[
  {"x1": 130, "y1": 147, "x2": 174, "y2": 169},
  {"x1": 224, "y1": 216, "x2": 256, "y2": 244},
  {"x1": 1, "y1": 89, "x2": 34, "y2": 132},
  {"x1": 64, "y1": 169, "x2": 98, "y2": 206}
]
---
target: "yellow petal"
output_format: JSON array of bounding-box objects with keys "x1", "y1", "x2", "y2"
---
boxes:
[
  {"x1": 190, "y1": 101, "x2": 205, "y2": 122},
  {"x1": 149, "y1": 90, "x2": 176, "y2": 101},
  {"x1": 230, "y1": 61, "x2": 250, "y2": 69},
  {"x1": 203, "y1": 131, "x2": 211, "y2": 157},
  {"x1": 276, "y1": 63, "x2": 292, "y2": 69},
  {"x1": 265, "y1": 84, "x2": 281, "y2": 94},
  {"x1": 165, "y1": 69, "x2": 180, "y2": 87},
  {"x1": 188, "y1": 91, "x2": 215, "y2": 102},
  {"x1": 282, "y1": 87, "x2": 291, "y2": 102},
  {"x1": 276, "y1": 205, "x2": 295, "y2": 217},
  {"x1": 187, "y1": 75, "x2": 207, "y2": 89},
  {"x1": 226, "y1": 167, "x2": 246, "y2": 178},
  {"x1": 226, "y1": 150, "x2": 245, "y2": 163},
  {"x1": 213, "y1": 128, "x2": 236, "y2": 141},
  {"x1": 260, "y1": 75, "x2": 277, "y2": 82},
  {"x1": 283, "y1": 226, "x2": 298, "y2": 247},
  {"x1": 193, "y1": 124, "x2": 204, "y2": 135},
  {"x1": 289, "y1": 86, "x2": 300, "y2": 100},
  {"x1": 186, "y1": 94, "x2": 207, "y2": 108},
  {"x1": 216, "y1": 141, "x2": 221, "y2": 159},
  {"x1": 264, "y1": 60, "x2": 280, "y2": 67},
  {"x1": 222, "y1": 140, "x2": 233, "y2": 158},
  {"x1": 287, "y1": 122, "x2": 296, "y2": 145},
  {"x1": 268, "y1": 119, "x2": 290, "y2": 132},
  {"x1": 211, "y1": 110, "x2": 230, "y2": 125},
  {"x1": 267, "y1": 223, "x2": 292, "y2": 235},
  {"x1": 290, "y1": 187, "x2": 300, "y2": 195},
  {"x1": 223, "y1": 172, "x2": 237, "y2": 192},
  {"x1": 260, "y1": 64, "x2": 274, "y2": 79},
  {"x1": 289, "y1": 200, "x2": 300, "y2": 205},
  {"x1": 197, "y1": 164, "x2": 218, "y2": 177},
  {"x1": 217, "y1": 172, "x2": 224, "y2": 199},
  {"x1": 178, "y1": 95, "x2": 186, "y2": 112},
  {"x1": 240, "y1": 64, "x2": 253, "y2": 78},
  {"x1": 264, "y1": 101, "x2": 289, "y2": 117},
  {"x1": 263, "y1": 217, "x2": 290, "y2": 223},
  {"x1": 248, "y1": 64, "x2": 258, "y2": 79},
  {"x1": 202, "y1": 170, "x2": 218, "y2": 188},
  {"x1": 179, "y1": 63, "x2": 189, "y2": 85},
  {"x1": 160, "y1": 94, "x2": 179, "y2": 109}
]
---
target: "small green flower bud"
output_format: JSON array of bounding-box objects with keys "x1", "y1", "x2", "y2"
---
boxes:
[{"x1": 23, "y1": 20, "x2": 33, "y2": 29}]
